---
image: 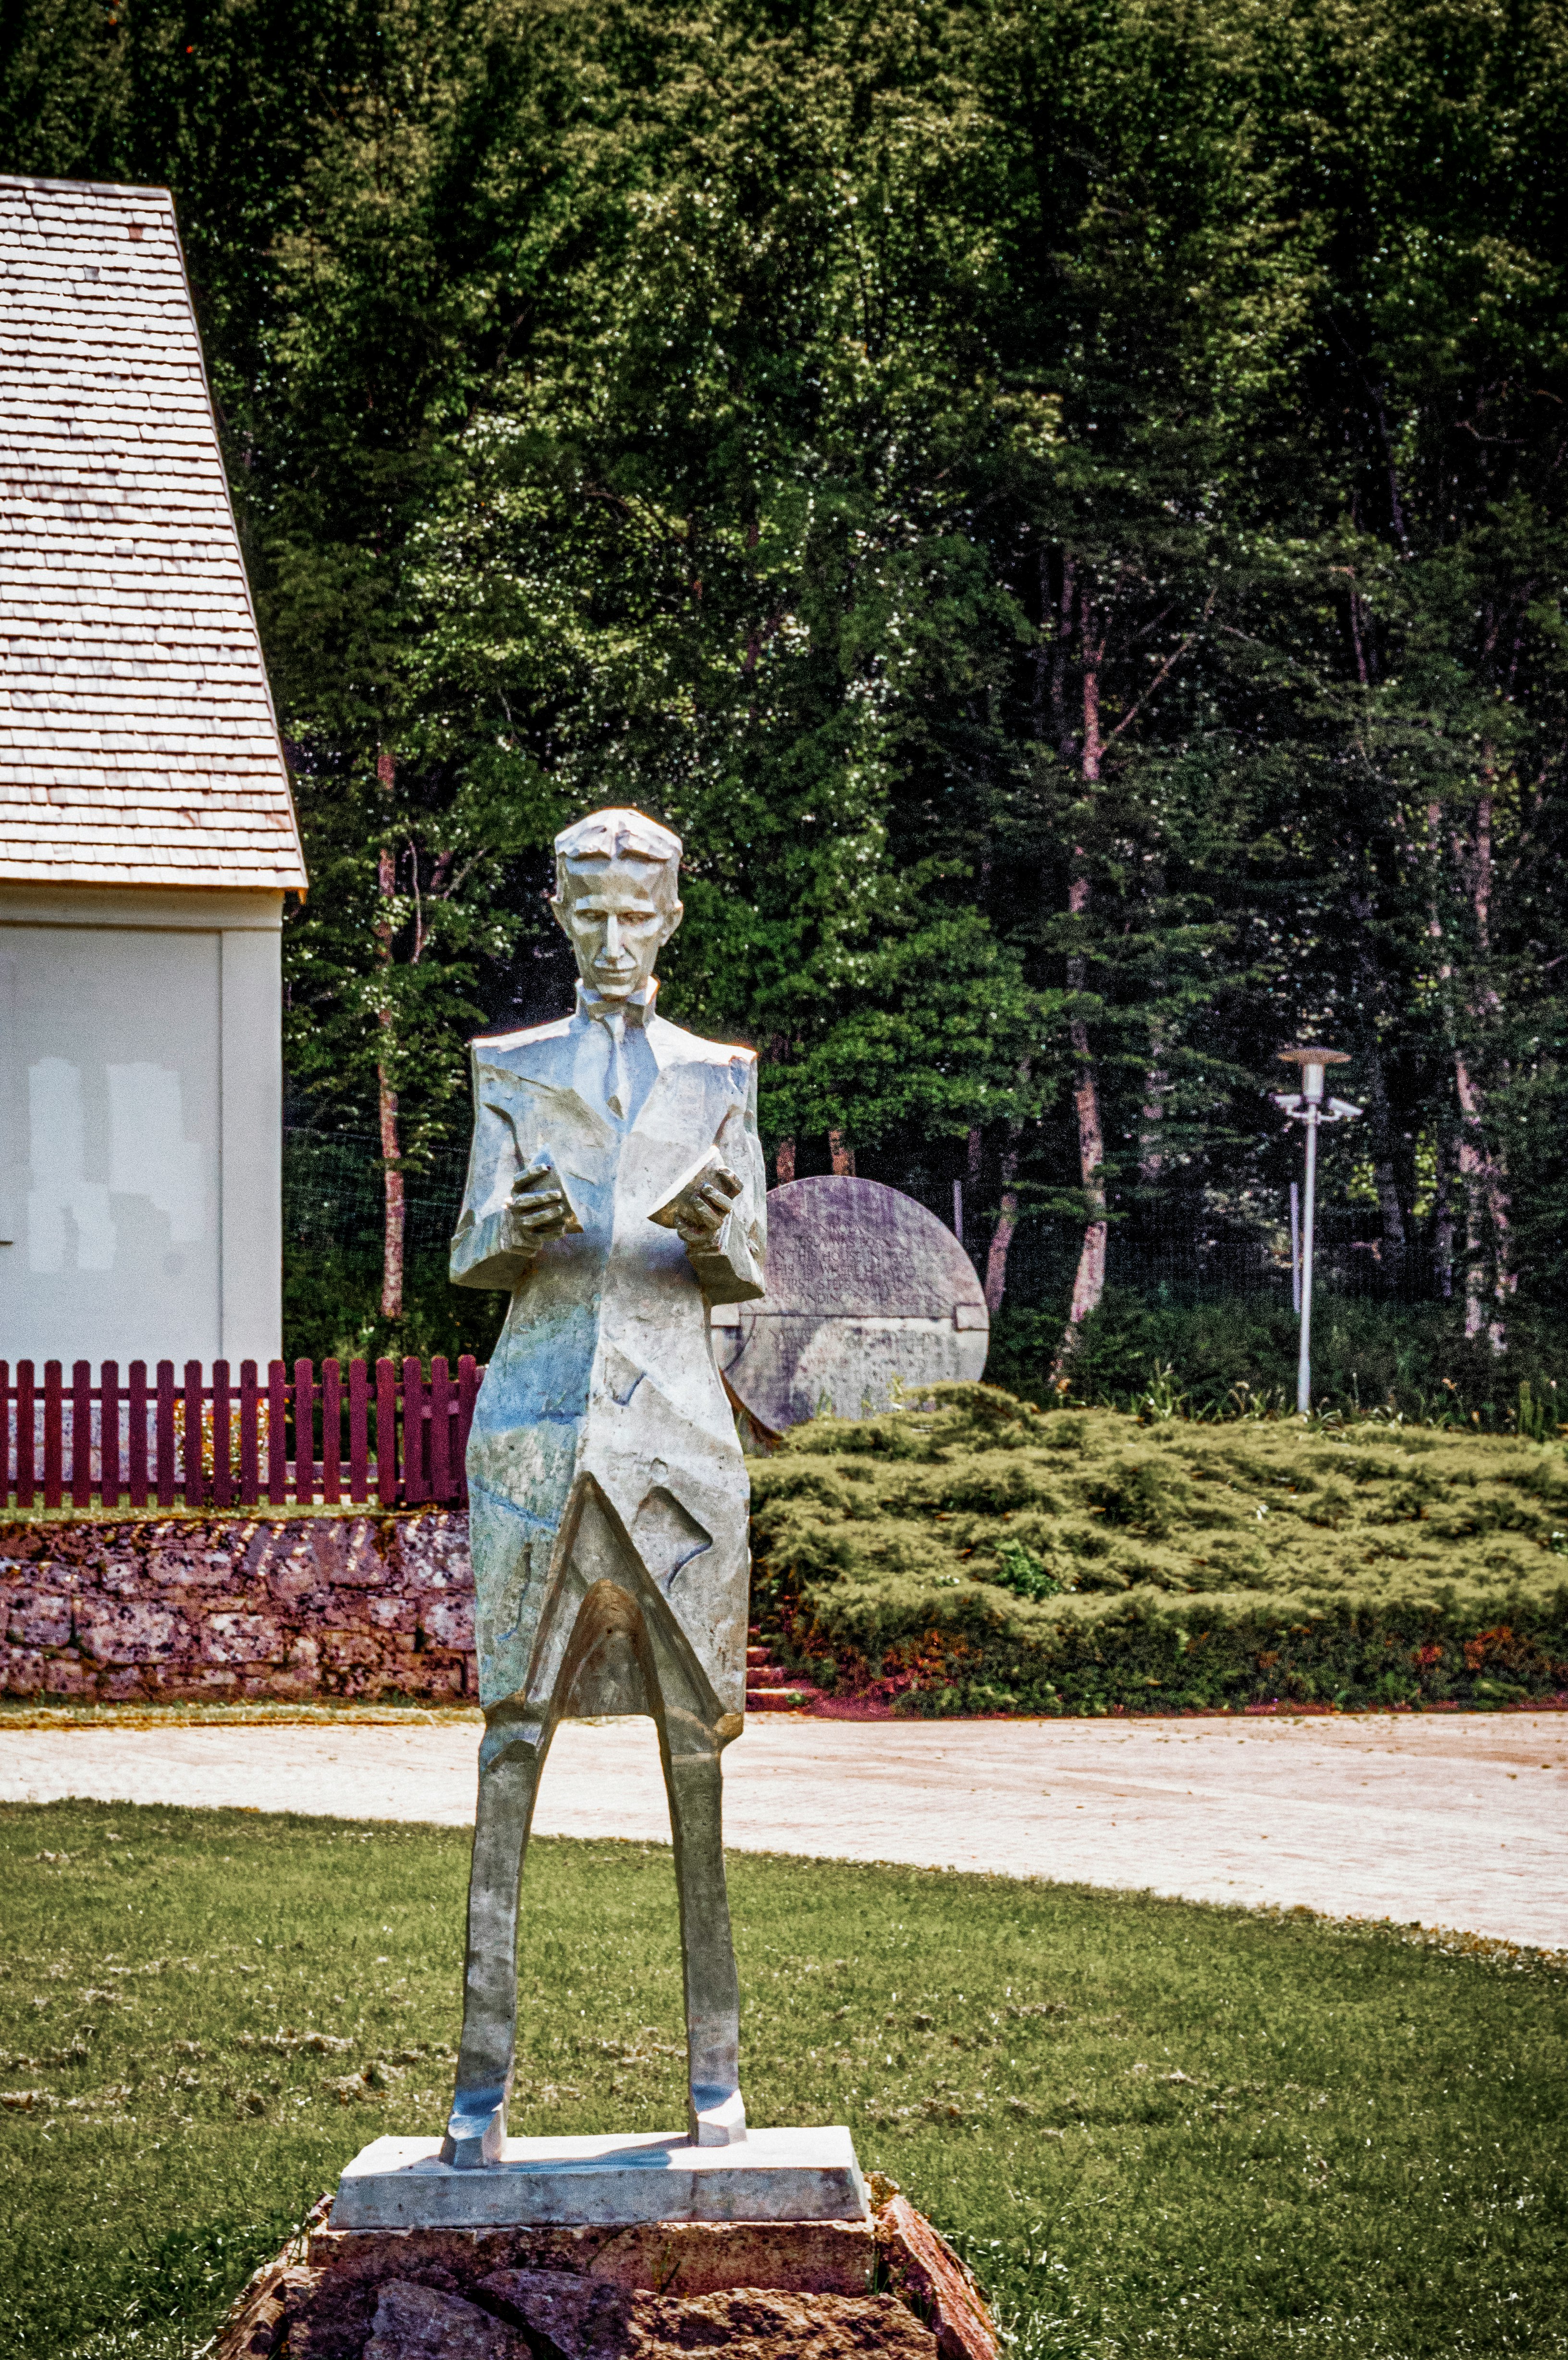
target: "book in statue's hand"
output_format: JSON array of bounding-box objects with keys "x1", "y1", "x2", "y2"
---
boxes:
[
  {"x1": 483, "y1": 1106, "x2": 585, "y2": 1235},
  {"x1": 648, "y1": 1149, "x2": 741, "y2": 1232}
]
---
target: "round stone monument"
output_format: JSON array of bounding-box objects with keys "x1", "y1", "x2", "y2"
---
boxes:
[{"x1": 710, "y1": 1176, "x2": 989, "y2": 1432}]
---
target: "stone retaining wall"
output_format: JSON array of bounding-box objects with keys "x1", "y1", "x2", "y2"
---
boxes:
[{"x1": 0, "y1": 1514, "x2": 476, "y2": 1702}]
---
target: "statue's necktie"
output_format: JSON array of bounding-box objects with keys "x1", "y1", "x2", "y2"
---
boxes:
[{"x1": 602, "y1": 1008, "x2": 627, "y2": 1120}]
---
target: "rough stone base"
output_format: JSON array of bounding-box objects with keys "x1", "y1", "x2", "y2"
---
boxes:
[
  {"x1": 309, "y1": 2215, "x2": 879, "y2": 2309},
  {"x1": 213, "y1": 2185, "x2": 997, "y2": 2360}
]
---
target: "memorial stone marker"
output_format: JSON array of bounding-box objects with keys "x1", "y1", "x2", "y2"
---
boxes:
[{"x1": 714, "y1": 1175, "x2": 989, "y2": 1434}]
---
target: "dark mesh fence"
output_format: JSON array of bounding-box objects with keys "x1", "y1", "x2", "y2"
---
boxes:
[
  {"x1": 283, "y1": 1131, "x2": 471, "y2": 1262},
  {"x1": 281, "y1": 1135, "x2": 1557, "y2": 1422},
  {"x1": 284, "y1": 1133, "x2": 1406, "y2": 1315},
  {"x1": 887, "y1": 1183, "x2": 1394, "y2": 1313}
]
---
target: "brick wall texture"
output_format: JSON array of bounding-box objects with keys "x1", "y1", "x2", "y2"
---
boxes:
[{"x1": 0, "y1": 1513, "x2": 476, "y2": 1702}]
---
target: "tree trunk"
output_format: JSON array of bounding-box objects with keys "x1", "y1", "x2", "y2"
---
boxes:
[
  {"x1": 1427, "y1": 783, "x2": 1511, "y2": 1343},
  {"x1": 1458, "y1": 1101, "x2": 1488, "y2": 1343},
  {"x1": 1454, "y1": 779, "x2": 1511, "y2": 1350},
  {"x1": 1433, "y1": 1128, "x2": 1455, "y2": 1301},
  {"x1": 1454, "y1": 1049, "x2": 1511, "y2": 1351},
  {"x1": 1138, "y1": 1034, "x2": 1167, "y2": 1188},
  {"x1": 1369, "y1": 1110, "x2": 1408, "y2": 1296},
  {"x1": 980, "y1": 1063, "x2": 1034, "y2": 1314},
  {"x1": 1062, "y1": 928, "x2": 1108, "y2": 1349},
  {"x1": 764, "y1": 1036, "x2": 794, "y2": 1186},
  {"x1": 1349, "y1": 898, "x2": 1407, "y2": 1292},
  {"x1": 375, "y1": 752, "x2": 405, "y2": 1325},
  {"x1": 962, "y1": 1126, "x2": 984, "y2": 1258},
  {"x1": 983, "y1": 1128, "x2": 1021, "y2": 1314},
  {"x1": 1059, "y1": 636, "x2": 1108, "y2": 1354},
  {"x1": 379, "y1": 1052, "x2": 405, "y2": 1324},
  {"x1": 828, "y1": 1128, "x2": 855, "y2": 1177}
]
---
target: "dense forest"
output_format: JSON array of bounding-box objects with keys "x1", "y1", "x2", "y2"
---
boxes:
[{"x1": 6, "y1": 0, "x2": 1568, "y2": 1411}]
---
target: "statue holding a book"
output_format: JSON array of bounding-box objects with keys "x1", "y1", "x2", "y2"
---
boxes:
[{"x1": 442, "y1": 807, "x2": 767, "y2": 2168}]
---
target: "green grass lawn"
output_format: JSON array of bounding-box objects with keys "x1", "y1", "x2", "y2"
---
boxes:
[
  {"x1": 1, "y1": 1804, "x2": 1564, "y2": 2358},
  {"x1": 753, "y1": 1389, "x2": 1568, "y2": 1713}
]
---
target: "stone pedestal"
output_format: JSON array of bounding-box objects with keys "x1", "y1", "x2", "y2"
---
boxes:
[{"x1": 213, "y1": 2148, "x2": 998, "y2": 2360}]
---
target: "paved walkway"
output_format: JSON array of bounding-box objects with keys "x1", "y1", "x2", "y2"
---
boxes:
[{"x1": 4, "y1": 1713, "x2": 1565, "y2": 1950}]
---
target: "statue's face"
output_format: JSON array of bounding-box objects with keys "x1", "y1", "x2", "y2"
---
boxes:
[{"x1": 552, "y1": 859, "x2": 682, "y2": 1000}]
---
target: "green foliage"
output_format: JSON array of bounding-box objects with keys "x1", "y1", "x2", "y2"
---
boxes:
[
  {"x1": 750, "y1": 1386, "x2": 1568, "y2": 1715},
  {"x1": 7, "y1": 0, "x2": 1568, "y2": 1341},
  {"x1": 279, "y1": 759, "x2": 562, "y2": 1180},
  {"x1": 279, "y1": 1238, "x2": 502, "y2": 1367},
  {"x1": 293, "y1": 0, "x2": 1045, "y2": 1151},
  {"x1": 3, "y1": 1799, "x2": 1566, "y2": 2360},
  {"x1": 990, "y1": 1537, "x2": 1069, "y2": 1602},
  {"x1": 990, "y1": 1292, "x2": 1568, "y2": 1427},
  {"x1": 1518, "y1": 1381, "x2": 1561, "y2": 1446}
]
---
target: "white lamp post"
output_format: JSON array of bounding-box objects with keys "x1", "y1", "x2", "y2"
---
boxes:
[{"x1": 1273, "y1": 1047, "x2": 1361, "y2": 1415}]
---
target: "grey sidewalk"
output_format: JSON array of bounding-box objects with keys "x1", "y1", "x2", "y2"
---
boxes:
[{"x1": 3, "y1": 1711, "x2": 1565, "y2": 1950}]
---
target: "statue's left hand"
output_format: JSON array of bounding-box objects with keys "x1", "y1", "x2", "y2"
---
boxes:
[{"x1": 673, "y1": 1164, "x2": 743, "y2": 1248}]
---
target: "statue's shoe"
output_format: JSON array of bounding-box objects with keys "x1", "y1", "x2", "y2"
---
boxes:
[
  {"x1": 690, "y1": 2082, "x2": 748, "y2": 2147},
  {"x1": 441, "y1": 2098, "x2": 507, "y2": 2168}
]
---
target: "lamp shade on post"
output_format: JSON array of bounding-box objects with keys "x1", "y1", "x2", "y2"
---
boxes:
[{"x1": 1273, "y1": 1048, "x2": 1356, "y2": 1416}]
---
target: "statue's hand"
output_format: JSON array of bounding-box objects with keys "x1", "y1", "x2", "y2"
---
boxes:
[
  {"x1": 674, "y1": 1164, "x2": 743, "y2": 1249},
  {"x1": 502, "y1": 1160, "x2": 573, "y2": 1258}
]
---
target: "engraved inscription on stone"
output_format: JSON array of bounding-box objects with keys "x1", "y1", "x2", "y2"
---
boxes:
[{"x1": 712, "y1": 1176, "x2": 989, "y2": 1432}]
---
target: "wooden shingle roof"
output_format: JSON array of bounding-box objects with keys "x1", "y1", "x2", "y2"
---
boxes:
[{"x1": 0, "y1": 175, "x2": 307, "y2": 891}]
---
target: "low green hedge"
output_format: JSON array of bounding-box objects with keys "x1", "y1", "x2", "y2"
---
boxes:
[{"x1": 748, "y1": 1386, "x2": 1568, "y2": 1715}]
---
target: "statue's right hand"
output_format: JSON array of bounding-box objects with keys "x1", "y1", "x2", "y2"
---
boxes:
[{"x1": 502, "y1": 1161, "x2": 572, "y2": 1255}]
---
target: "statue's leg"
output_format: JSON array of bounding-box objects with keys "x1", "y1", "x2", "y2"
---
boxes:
[
  {"x1": 664, "y1": 1717, "x2": 746, "y2": 2147},
  {"x1": 639, "y1": 1616, "x2": 746, "y2": 2147},
  {"x1": 442, "y1": 1698, "x2": 554, "y2": 2167}
]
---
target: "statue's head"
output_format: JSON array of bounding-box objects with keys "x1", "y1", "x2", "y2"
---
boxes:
[{"x1": 551, "y1": 807, "x2": 683, "y2": 1001}]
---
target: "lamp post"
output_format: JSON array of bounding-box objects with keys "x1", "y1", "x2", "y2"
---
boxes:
[{"x1": 1273, "y1": 1047, "x2": 1361, "y2": 1415}]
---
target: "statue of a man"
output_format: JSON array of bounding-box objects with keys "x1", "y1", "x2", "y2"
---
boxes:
[{"x1": 442, "y1": 807, "x2": 767, "y2": 2169}]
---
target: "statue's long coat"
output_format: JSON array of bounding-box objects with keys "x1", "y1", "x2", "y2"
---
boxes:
[{"x1": 451, "y1": 998, "x2": 766, "y2": 1724}]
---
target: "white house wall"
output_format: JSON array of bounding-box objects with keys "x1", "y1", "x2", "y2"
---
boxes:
[{"x1": 0, "y1": 885, "x2": 282, "y2": 1367}]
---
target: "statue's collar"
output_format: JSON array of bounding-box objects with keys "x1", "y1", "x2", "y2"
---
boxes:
[{"x1": 575, "y1": 978, "x2": 658, "y2": 1029}]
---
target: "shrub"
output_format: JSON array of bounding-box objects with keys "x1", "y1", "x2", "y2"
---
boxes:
[{"x1": 748, "y1": 1386, "x2": 1568, "y2": 1716}]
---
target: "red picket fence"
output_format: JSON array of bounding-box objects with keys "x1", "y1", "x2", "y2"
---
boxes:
[{"x1": 0, "y1": 1357, "x2": 484, "y2": 1512}]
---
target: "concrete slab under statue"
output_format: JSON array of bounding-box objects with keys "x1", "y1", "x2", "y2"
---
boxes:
[
  {"x1": 334, "y1": 2126, "x2": 868, "y2": 2229},
  {"x1": 712, "y1": 1175, "x2": 989, "y2": 1434}
]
